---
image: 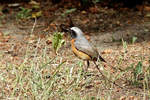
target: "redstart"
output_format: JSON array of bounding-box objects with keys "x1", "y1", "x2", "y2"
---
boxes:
[
  {"x1": 64, "y1": 27, "x2": 122, "y2": 88},
  {"x1": 68, "y1": 27, "x2": 106, "y2": 68}
]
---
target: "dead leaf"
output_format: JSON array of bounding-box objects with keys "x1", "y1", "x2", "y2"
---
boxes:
[
  {"x1": 101, "y1": 49, "x2": 113, "y2": 54},
  {"x1": 46, "y1": 38, "x2": 52, "y2": 45},
  {"x1": 49, "y1": 23, "x2": 57, "y2": 30},
  {"x1": 81, "y1": 10, "x2": 86, "y2": 14},
  {"x1": 29, "y1": 0, "x2": 40, "y2": 5},
  {"x1": 8, "y1": 3, "x2": 20, "y2": 7},
  {"x1": 85, "y1": 85, "x2": 94, "y2": 89},
  {"x1": 82, "y1": 18, "x2": 89, "y2": 24},
  {"x1": 94, "y1": 80, "x2": 102, "y2": 85},
  {"x1": 32, "y1": 11, "x2": 42, "y2": 18},
  {"x1": 145, "y1": 13, "x2": 150, "y2": 17},
  {"x1": 120, "y1": 96, "x2": 126, "y2": 100},
  {"x1": 136, "y1": 5, "x2": 143, "y2": 11},
  {"x1": 144, "y1": 6, "x2": 150, "y2": 12},
  {"x1": 128, "y1": 96, "x2": 138, "y2": 100},
  {"x1": 89, "y1": 6, "x2": 99, "y2": 13},
  {"x1": 0, "y1": 31, "x2": 3, "y2": 37}
]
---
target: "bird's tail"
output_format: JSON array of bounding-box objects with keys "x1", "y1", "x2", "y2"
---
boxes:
[{"x1": 98, "y1": 55, "x2": 106, "y2": 62}]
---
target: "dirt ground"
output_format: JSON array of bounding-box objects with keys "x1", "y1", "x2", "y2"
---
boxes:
[{"x1": 0, "y1": 1, "x2": 150, "y2": 99}]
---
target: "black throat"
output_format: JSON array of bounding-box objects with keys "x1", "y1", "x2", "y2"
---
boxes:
[{"x1": 70, "y1": 30, "x2": 77, "y2": 39}]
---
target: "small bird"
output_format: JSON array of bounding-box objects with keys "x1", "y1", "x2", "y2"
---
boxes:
[
  {"x1": 68, "y1": 27, "x2": 106, "y2": 69},
  {"x1": 65, "y1": 27, "x2": 123, "y2": 88}
]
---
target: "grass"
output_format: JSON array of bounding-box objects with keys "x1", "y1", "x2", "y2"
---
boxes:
[
  {"x1": 0, "y1": 37, "x2": 104, "y2": 99},
  {"x1": 16, "y1": 7, "x2": 32, "y2": 20},
  {"x1": 0, "y1": 36, "x2": 150, "y2": 99}
]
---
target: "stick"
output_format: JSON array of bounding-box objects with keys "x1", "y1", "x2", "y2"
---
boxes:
[{"x1": 31, "y1": 17, "x2": 37, "y2": 34}]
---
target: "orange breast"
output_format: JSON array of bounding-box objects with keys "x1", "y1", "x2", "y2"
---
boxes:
[{"x1": 71, "y1": 39, "x2": 91, "y2": 60}]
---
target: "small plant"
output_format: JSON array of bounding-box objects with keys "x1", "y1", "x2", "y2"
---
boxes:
[
  {"x1": 0, "y1": 6, "x2": 5, "y2": 24},
  {"x1": 126, "y1": 61, "x2": 143, "y2": 87},
  {"x1": 16, "y1": 7, "x2": 32, "y2": 19},
  {"x1": 122, "y1": 38, "x2": 127, "y2": 53},
  {"x1": 52, "y1": 32, "x2": 65, "y2": 54},
  {"x1": 133, "y1": 61, "x2": 143, "y2": 82},
  {"x1": 93, "y1": 0, "x2": 102, "y2": 3},
  {"x1": 132, "y1": 36, "x2": 137, "y2": 44},
  {"x1": 0, "y1": 14, "x2": 5, "y2": 25},
  {"x1": 61, "y1": 8, "x2": 76, "y2": 16},
  {"x1": 111, "y1": 35, "x2": 115, "y2": 42}
]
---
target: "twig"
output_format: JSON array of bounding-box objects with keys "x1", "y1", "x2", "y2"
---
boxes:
[
  {"x1": 31, "y1": 17, "x2": 37, "y2": 34},
  {"x1": 105, "y1": 61, "x2": 123, "y2": 71}
]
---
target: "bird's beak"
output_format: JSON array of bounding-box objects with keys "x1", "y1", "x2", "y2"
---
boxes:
[
  {"x1": 60, "y1": 24, "x2": 70, "y2": 33},
  {"x1": 63, "y1": 28, "x2": 72, "y2": 35},
  {"x1": 66, "y1": 29, "x2": 72, "y2": 33}
]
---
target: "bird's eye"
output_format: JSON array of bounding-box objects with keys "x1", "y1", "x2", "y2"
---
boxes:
[{"x1": 70, "y1": 30, "x2": 77, "y2": 38}]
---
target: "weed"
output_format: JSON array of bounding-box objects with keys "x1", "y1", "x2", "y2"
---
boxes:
[
  {"x1": 52, "y1": 32, "x2": 65, "y2": 54},
  {"x1": 122, "y1": 38, "x2": 127, "y2": 53},
  {"x1": 132, "y1": 36, "x2": 137, "y2": 44},
  {"x1": 134, "y1": 61, "x2": 143, "y2": 81},
  {"x1": 93, "y1": 0, "x2": 103, "y2": 3},
  {"x1": 125, "y1": 61, "x2": 145, "y2": 87},
  {"x1": 61, "y1": 8, "x2": 76, "y2": 16},
  {"x1": 16, "y1": 7, "x2": 32, "y2": 19}
]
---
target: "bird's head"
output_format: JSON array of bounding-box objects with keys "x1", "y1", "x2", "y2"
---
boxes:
[{"x1": 69, "y1": 27, "x2": 84, "y2": 39}]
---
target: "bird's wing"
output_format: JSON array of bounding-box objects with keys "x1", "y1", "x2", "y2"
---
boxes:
[{"x1": 74, "y1": 38, "x2": 99, "y2": 60}]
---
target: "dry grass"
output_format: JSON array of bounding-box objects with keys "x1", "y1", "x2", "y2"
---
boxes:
[
  {"x1": 0, "y1": 2, "x2": 150, "y2": 99},
  {"x1": 0, "y1": 35, "x2": 150, "y2": 100}
]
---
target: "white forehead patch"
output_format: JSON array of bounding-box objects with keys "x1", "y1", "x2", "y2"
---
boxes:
[{"x1": 70, "y1": 27, "x2": 83, "y2": 35}]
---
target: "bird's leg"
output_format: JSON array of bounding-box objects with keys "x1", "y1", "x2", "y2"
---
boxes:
[
  {"x1": 86, "y1": 60, "x2": 90, "y2": 71},
  {"x1": 83, "y1": 60, "x2": 89, "y2": 72},
  {"x1": 83, "y1": 60, "x2": 91, "y2": 78}
]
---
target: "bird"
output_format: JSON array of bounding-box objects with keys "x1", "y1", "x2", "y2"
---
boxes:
[
  {"x1": 67, "y1": 27, "x2": 106, "y2": 69},
  {"x1": 65, "y1": 27, "x2": 123, "y2": 88}
]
